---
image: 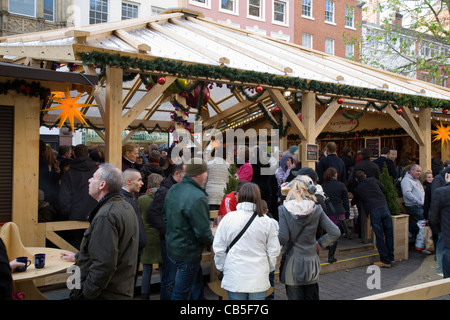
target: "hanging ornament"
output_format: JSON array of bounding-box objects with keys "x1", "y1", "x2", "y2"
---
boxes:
[
  {"x1": 337, "y1": 98, "x2": 344, "y2": 104},
  {"x1": 443, "y1": 109, "x2": 448, "y2": 114},
  {"x1": 297, "y1": 113, "x2": 302, "y2": 121},
  {"x1": 432, "y1": 122, "x2": 450, "y2": 146},
  {"x1": 255, "y1": 86, "x2": 263, "y2": 93},
  {"x1": 272, "y1": 106, "x2": 280, "y2": 114},
  {"x1": 396, "y1": 108, "x2": 403, "y2": 115},
  {"x1": 186, "y1": 84, "x2": 210, "y2": 108},
  {"x1": 157, "y1": 77, "x2": 166, "y2": 85},
  {"x1": 42, "y1": 90, "x2": 96, "y2": 132}
]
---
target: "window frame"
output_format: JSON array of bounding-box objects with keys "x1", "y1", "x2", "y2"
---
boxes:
[
  {"x1": 122, "y1": 1, "x2": 139, "y2": 20},
  {"x1": 345, "y1": 6, "x2": 355, "y2": 29},
  {"x1": 89, "y1": 0, "x2": 109, "y2": 25},
  {"x1": 219, "y1": 0, "x2": 239, "y2": 15},
  {"x1": 189, "y1": 0, "x2": 211, "y2": 9},
  {"x1": 324, "y1": 0, "x2": 335, "y2": 25},
  {"x1": 302, "y1": 0, "x2": 314, "y2": 20},
  {"x1": 272, "y1": 0, "x2": 288, "y2": 26},
  {"x1": 8, "y1": 0, "x2": 36, "y2": 18},
  {"x1": 325, "y1": 37, "x2": 335, "y2": 55},
  {"x1": 247, "y1": 0, "x2": 264, "y2": 21},
  {"x1": 302, "y1": 32, "x2": 313, "y2": 49}
]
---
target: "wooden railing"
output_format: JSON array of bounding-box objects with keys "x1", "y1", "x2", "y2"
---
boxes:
[
  {"x1": 37, "y1": 221, "x2": 90, "y2": 252},
  {"x1": 358, "y1": 278, "x2": 450, "y2": 300}
]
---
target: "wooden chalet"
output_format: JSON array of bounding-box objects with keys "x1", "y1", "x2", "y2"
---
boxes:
[{"x1": 0, "y1": 8, "x2": 449, "y2": 246}]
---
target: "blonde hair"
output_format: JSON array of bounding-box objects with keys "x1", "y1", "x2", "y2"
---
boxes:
[
  {"x1": 419, "y1": 170, "x2": 433, "y2": 184},
  {"x1": 286, "y1": 175, "x2": 317, "y2": 202}
]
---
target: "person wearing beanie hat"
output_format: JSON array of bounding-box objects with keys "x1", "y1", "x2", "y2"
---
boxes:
[{"x1": 163, "y1": 157, "x2": 213, "y2": 299}]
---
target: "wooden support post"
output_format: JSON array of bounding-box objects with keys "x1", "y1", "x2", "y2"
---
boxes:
[
  {"x1": 300, "y1": 91, "x2": 316, "y2": 169},
  {"x1": 419, "y1": 107, "x2": 432, "y2": 171},
  {"x1": 104, "y1": 66, "x2": 123, "y2": 168},
  {"x1": 12, "y1": 96, "x2": 41, "y2": 246}
]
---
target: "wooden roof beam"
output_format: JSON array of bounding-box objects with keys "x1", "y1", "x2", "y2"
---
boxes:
[{"x1": 114, "y1": 29, "x2": 151, "y2": 54}]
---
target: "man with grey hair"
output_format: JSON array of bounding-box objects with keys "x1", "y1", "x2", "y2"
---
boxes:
[
  {"x1": 401, "y1": 164, "x2": 425, "y2": 238},
  {"x1": 61, "y1": 163, "x2": 139, "y2": 300}
]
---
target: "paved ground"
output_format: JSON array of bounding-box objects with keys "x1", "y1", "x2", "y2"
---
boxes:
[
  {"x1": 44, "y1": 242, "x2": 449, "y2": 301},
  {"x1": 203, "y1": 245, "x2": 449, "y2": 300}
]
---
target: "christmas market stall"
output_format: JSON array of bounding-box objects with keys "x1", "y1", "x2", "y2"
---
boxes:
[{"x1": 0, "y1": 8, "x2": 449, "y2": 251}]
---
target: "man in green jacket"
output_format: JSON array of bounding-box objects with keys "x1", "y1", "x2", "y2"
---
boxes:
[{"x1": 164, "y1": 158, "x2": 213, "y2": 300}]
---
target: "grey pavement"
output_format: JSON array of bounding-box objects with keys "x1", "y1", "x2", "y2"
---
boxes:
[{"x1": 203, "y1": 246, "x2": 449, "y2": 300}]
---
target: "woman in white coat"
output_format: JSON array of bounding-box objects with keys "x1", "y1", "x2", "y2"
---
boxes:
[{"x1": 213, "y1": 183, "x2": 281, "y2": 300}]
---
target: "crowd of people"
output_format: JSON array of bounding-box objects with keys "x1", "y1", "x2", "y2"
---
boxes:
[{"x1": 1, "y1": 139, "x2": 450, "y2": 301}]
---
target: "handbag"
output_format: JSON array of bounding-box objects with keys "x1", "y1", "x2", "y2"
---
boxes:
[
  {"x1": 279, "y1": 225, "x2": 305, "y2": 281},
  {"x1": 325, "y1": 196, "x2": 348, "y2": 235},
  {"x1": 218, "y1": 212, "x2": 257, "y2": 280}
]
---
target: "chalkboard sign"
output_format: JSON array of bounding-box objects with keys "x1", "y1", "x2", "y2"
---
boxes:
[
  {"x1": 365, "y1": 137, "x2": 380, "y2": 159},
  {"x1": 306, "y1": 144, "x2": 319, "y2": 161}
]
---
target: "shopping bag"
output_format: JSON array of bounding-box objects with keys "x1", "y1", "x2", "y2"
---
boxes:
[
  {"x1": 415, "y1": 220, "x2": 426, "y2": 251},
  {"x1": 424, "y1": 225, "x2": 435, "y2": 252}
]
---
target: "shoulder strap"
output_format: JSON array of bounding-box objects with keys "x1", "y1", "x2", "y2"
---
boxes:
[
  {"x1": 325, "y1": 196, "x2": 340, "y2": 218},
  {"x1": 226, "y1": 212, "x2": 257, "y2": 253}
]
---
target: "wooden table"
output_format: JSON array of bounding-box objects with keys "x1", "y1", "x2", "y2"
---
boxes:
[{"x1": 12, "y1": 247, "x2": 74, "y2": 300}]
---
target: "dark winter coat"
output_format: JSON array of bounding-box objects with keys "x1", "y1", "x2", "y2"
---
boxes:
[
  {"x1": 120, "y1": 189, "x2": 147, "y2": 250},
  {"x1": 322, "y1": 178, "x2": 350, "y2": 219},
  {"x1": 317, "y1": 154, "x2": 346, "y2": 184},
  {"x1": 59, "y1": 156, "x2": 98, "y2": 221},
  {"x1": 163, "y1": 176, "x2": 214, "y2": 263},
  {"x1": 429, "y1": 183, "x2": 450, "y2": 249},
  {"x1": 71, "y1": 194, "x2": 139, "y2": 300}
]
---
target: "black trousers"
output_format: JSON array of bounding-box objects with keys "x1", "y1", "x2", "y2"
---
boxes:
[{"x1": 285, "y1": 283, "x2": 319, "y2": 300}]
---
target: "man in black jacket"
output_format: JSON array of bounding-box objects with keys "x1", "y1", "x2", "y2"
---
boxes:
[
  {"x1": 146, "y1": 163, "x2": 186, "y2": 300},
  {"x1": 373, "y1": 147, "x2": 397, "y2": 180},
  {"x1": 429, "y1": 170, "x2": 450, "y2": 278},
  {"x1": 58, "y1": 144, "x2": 98, "y2": 249},
  {"x1": 351, "y1": 170, "x2": 394, "y2": 268}
]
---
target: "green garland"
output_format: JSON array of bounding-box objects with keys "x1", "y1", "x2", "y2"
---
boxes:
[
  {"x1": 78, "y1": 50, "x2": 450, "y2": 110},
  {"x1": 0, "y1": 79, "x2": 50, "y2": 101}
]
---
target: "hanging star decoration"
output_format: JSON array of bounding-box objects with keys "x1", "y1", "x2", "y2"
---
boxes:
[
  {"x1": 432, "y1": 122, "x2": 450, "y2": 146},
  {"x1": 42, "y1": 90, "x2": 96, "y2": 132}
]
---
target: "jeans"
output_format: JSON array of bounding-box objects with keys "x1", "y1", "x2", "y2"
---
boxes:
[
  {"x1": 285, "y1": 283, "x2": 319, "y2": 300},
  {"x1": 141, "y1": 264, "x2": 154, "y2": 298},
  {"x1": 405, "y1": 205, "x2": 424, "y2": 235},
  {"x1": 159, "y1": 240, "x2": 177, "y2": 300},
  {"x1": 443, "y1": 247, "x2": 450, "y2": 279},
  {"x1": 227, "y1": 291, "x2": 267, "y2": 300},
  {"x1": 370, "y1": 206, "x2": 394, "y2": 264},
  {"x1": 171, "y1": 259, "x2": 205, "y2": 300},
  {"x1": 436, "y1": 233, "x2": 443, "y2": 274}
]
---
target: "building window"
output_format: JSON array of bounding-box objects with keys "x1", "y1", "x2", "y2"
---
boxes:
[
  {"x1": 302, "y1": 33, "x2": 313, "y2": 49},
  {"x1": 273, "y1": 0, "x2": 286, "y2": 24},
  {"x1": 9, "y1": 0, "x2": 36, "y2": 17},
  {"x1": 90, "y1": 0, "x2": 108, "y2": 24},
  {"x1": 189, "y1": 0, "x2": 210, "y2": 9},
  {"x1": 325, "y1": 38, "x2": 334, "y2": 55},
  {"x1": 248, "y1": 0, "x2": 262, "y2": 18},
  {"x1": 221, "y1": 0, "x2": 235, "y2": 12},
  {"x1": 151, "y1": 6, "x2": 164, "y2": 15},
  {"x1": 122, "y1": 2, "x2": 138, "y2": 20},
  {"x1": 345, "y1": 6, "x2": 354, "y2": 28},
  {"x1": 325, "y1": 0, "x2": 334, "y2": 23},
  {"x1": 302, "y1": 0, "x2": 312, "y2": 17},
  {"x1": 44, "y1": 0, "x2": 54, "y2": 21},
  {"x1": 345, "y1": 43, "x2": 354, "y2": 58}
]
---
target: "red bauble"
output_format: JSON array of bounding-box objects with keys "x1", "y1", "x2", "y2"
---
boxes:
[
  {"x1": 396, "y1": 108, "x2": 403, "y2": 115},
  {"x1": 337, "y1": 98, "x2": 344, "y2": 104},
  {"x1": 272, "y1": 106, "x2": 280, "y2": 114},
  {"x1": 297, "y1": 113, "x2": 302, "y2": 122},
  {"x1": 157, "y1": 77, "x2": 166, "y2": 85},
  {"x1": 255, "y1": 86, "x2": 263, "y2": 93},
  {"x1": 443, "y1": 109, "x2": 448, "y2": 114},
  {"x1": 186, "y1": 84, "x2": 210, "y2": 108}
]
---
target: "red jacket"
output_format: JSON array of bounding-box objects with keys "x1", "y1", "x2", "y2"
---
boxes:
[{"x1": 218, "y1": 192, "x2": 237, "y2": 216}]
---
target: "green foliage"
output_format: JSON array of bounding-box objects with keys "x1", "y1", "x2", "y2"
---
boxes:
[
  {"x1": 380, "y1": 162, "x2": 400, "y2": 215},
  {"x1": 223, "y1": 164, "x2": 240, "y2": 197}
]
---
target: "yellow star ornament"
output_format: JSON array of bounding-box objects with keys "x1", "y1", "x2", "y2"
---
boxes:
[
  {"x1": 42, "y1": 90, "x2": 96, "y2": 132},
  {"x1": 432, "y1": 122, "x2": 450, "y2": 146}
]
